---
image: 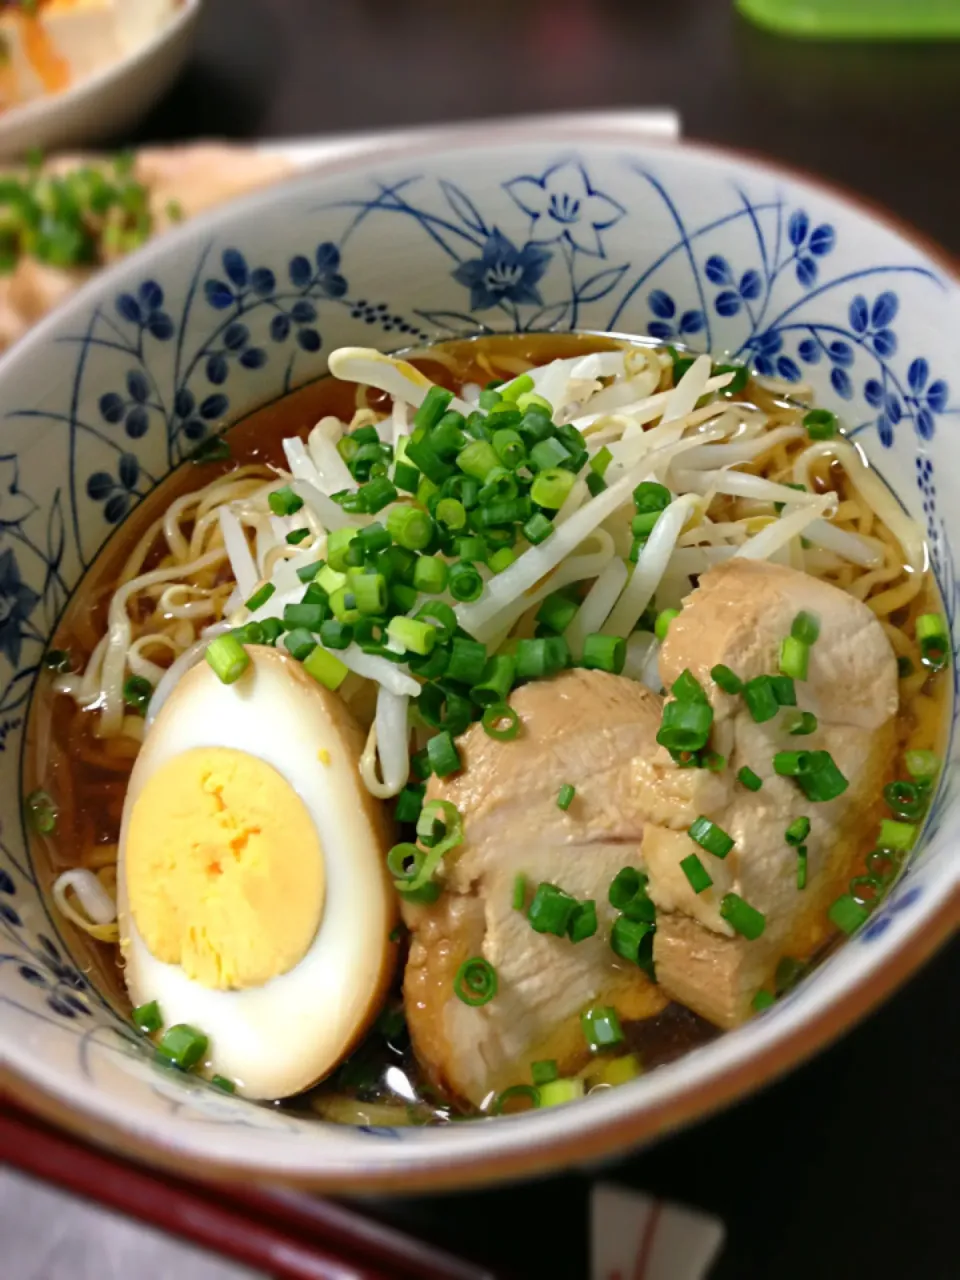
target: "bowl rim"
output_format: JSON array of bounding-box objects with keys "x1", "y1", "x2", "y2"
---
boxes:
[
  {"x1": 0, "y1": 0, "x2": 202, "y2": 144},
  {"x1": 1, "y1": 120, "x2": 958, "y2": 1192}
]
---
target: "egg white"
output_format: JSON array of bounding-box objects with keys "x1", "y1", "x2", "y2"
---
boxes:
[{"x1": 118, "y1": 646, "x2": 396, "y2": 1099}]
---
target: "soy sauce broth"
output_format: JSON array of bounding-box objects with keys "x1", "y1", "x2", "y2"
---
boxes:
[{"x1": 25, "y1": 331, "x2": 949, "y2": 1123}]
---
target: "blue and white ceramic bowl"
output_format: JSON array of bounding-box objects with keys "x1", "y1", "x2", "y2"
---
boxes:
[{"x1": 0, "y1": 124, "x2": 957, "y2": 1190}]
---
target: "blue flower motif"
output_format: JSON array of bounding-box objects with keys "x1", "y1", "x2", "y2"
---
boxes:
[
  {"x1": 174, "y1": 389, "x2": 229, "y2": 444},
  {"x1": 204, "y1": 322, "x2": 267, "y2": 385},
  {"x1": 287, "y1": 242, "x2": 347, "y2": 300},
  {"x1": 114, "y1": 280, "x2": 174, "y2": 341},
  {"x1": 704, "y1": 256, "x2": 763, "y2": 318},
  {"x1": 849, "y1": 291, "x2": 898, "y2": 358},
  {"x1": 787, "y1": 210, "x2": 836, "y2": 288},
  {"x1": 204, "y1": 249, "x2": 278, "y2": 312},
  {"x1": 0, "y1": 547, "x2": 39, "y2": 666},
  {"x1": 746, "y1": 329, "x2": 800, "y2": 382},
  {"x1": 0, "y1": 455, "x2": 37, "y2": 528},
  {"x1": 505, "y1": 161, "x2": 626, "y2": 257},
  {"x1": 13, "y1": 935, "x2": 91, "y2": 1019},
  {"x1": 452, "y1": 230, "x2": 551, "y2": 311},
  {"x1": 98, "y1": 369, "x2": 155, "y2": 439},
  {"x1": 269, "y1": 301, "x2": 320, "y2": 354},
  {"x1": 861, "y1": 885, "x2": 922, "y2": 942},
  {"x1": 644, "y1": 289, "x2": 704, "y2": 342},
  {"x1": 85, "y1": 452, "x2": 140, "y2": 523},
  {"x1": 905, "y1": 357, "x2": 950, "y2": 441}
]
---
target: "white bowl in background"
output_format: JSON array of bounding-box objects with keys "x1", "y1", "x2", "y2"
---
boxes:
[
  {"x1": 0, "y1": 0, "x2": 201, "y2": 161},
  {"x1": 0, "y1": 122, "x2": 956, "y2": 1191}
]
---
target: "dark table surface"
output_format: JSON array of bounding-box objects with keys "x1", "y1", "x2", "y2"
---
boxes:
[{"x1": 129, "y1": 3, "x2": 959, "y2": 1277}]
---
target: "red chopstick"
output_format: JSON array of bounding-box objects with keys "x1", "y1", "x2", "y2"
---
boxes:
[{"x1": 0, "y1": 1102, "x2": 499, "y2": 1280}]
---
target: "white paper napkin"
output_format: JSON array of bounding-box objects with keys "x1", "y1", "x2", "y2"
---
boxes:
[{"x1": 591, "y1": 1182, "x2": 725, "y2": 1280}]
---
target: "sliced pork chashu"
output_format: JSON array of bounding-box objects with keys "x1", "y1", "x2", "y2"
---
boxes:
[
  {"x1": 648, "y1": 560, "x2": 898, "y2": 1027},
  {"x1": 403, "y1": 669, "x2": 722, "y2": 1107}
]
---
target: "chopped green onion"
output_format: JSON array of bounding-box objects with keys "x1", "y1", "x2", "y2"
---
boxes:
[
  {"x1": 303, "y1": 645, "x2": 348, "y2": 691},
  {"x1": 431, "y1": 412, "x2": 467, "y2": 458},
  {"x1": 538, "y1": 1078, "x2": 584, "y2": 1108},
  {"x1": 455, "y1": 534, "x2": 490, "y2": 563},
  {"x1": 500, "y1": 373, "x2": 535, "y2": 403},
  {"x1": 420, "y1": 685, "x2": 472, "y2": 736},
  {"x1": 530, "y1": 1059, "x2": 558, "y2": 1086},
  {"x1": 395, "y1": 784, "x2": 425, "y2": 825},
  {"x1": 607, "y1": 867, "x2": 653, "y2": 918},
  {"x1": 737, "y1": 766, "x2": 763, "y2": 792},
  {"x1": 527, "y1": 882, "x2": 579, "y2": 936},
  {"x1": 632, "y1": 510, "x2": 662, "y2": 537},
  {"x1": 512, "y1": 873, "x2": 527, "y2": 911},
  {"x1": 415, "y1": 600, "x2": 458, "y2": 644},
  {"x1": 458, "y1": 439, "x2": 501, "y2": 482},
  {"x1": 828, "y1": 893, "x2": 870, "y2": 935},
  {"x1": 680, "y1": 852, "x2": 713, "y2": 894},
  {"x1": 557, "y1": 784, "x2": 576, "y2": 811},
  {"x1": 482, "y1": 703, "x2": 520, "y2": 741},
  {"x1": 774, "y1": 751, "x2": 811, "y2": 778},
  {"x1": 883, "y1": 779, "x2": 926, "y2": 821},
  {"x1": 283, "y1": 601, "x2": 326, "y2": 630},
  {"x1": 412, "y1": 554, "x2": 448, "y2": 595},
  {"x1": 590, "y1": 446, "x2": 613, "y2": 477},
  {"x1": 897, "y1": 655, "x2": 914, "y2": 678},
  {"x1": 633, "y1": 481, "x2": 671, "y2": 513},
  {"x1": 327, "y1": 527, "x2": 359, "y2": 571},
  {"x1": 586, "y1": 471, "x2": 607, "y2": 497},
  {"x1": 296, "y1": 559, "x2": 327, "y2": 584},
  {"x1": 536, "y1": 591, "x2": 579, "y2": 635},
  {"x1": 531, "y1": 466, "x2": 576, "y2": 509},
  {"x1": 916, "y1": 612, "x2": 949, "y2": 670},
  {"x1": 472, "y1": 654, "x2": 516, "y2": 707},
  {"x1": 515, "y1": 637, "x2": 548, "y2": 681},
  {"x1": 878, "y1": 818, "x2": 916, "y2": 851},
  {"x1": 394, "y1": 460, "x2": 420, "y2": 494},
  {"x1": 25, "y1": 788, "x2": 57, "y2": 834},
  {"x1": 523, "y1": 512, "x2": 554, "y2": 545},
  {"x1": 357, "y1": 522, "x2": 392, "y2": 556},
  {"x1": 315, "y1": 564, "x2": 346, "y2": 595},
  {"x1": 905, "y1": 749, "x2": 939, "y2": 782},
  {"x1": 595, "y1": 1054, "x2": 643, "y2": 1086},
  {"x1": 156, "y1": 1024, "x2": 208, "y2": 1071},
  {"x1": 714, "y1": 361, "x2": 750, "y2": 394},
  {"x1": 516, "y1": 391, "x2": 554, "y2": 415},
  {"x1": 427, "y1": 730, "x2": 461, "y2": 777},
  {"x1": 688, "y1": 815, "x2": 734, "y2": 859},
  {"x1": 353, "y1": 572, "x2": 389, "y2": 615},
  {"x1": 743, "y1": 675, "x2": 779, "y2": 723},
  {"x1": 42, "y1": 649, "x2": 73, "y2": 673},
  {"x1": 779, "y1": 635, "x2": 809, "y2": 681},
  {"x1": 568, "y1": 900, "x2": 597, "y2": 943},
  {"x1": 610, "y1": 916, "x2": 654, "y2": 967},
  {"x1": 407, "y1": 435, "x2": 452, "y2": 484},
  {"x1": 489, "y1": 546, "x2": 516, "y2": 573},
  {"x1": 788, "y1": 711, "x2": 818, "y2": 736},
  {"x1": 245, "y1": 582, "x2": 276, "y2": 613},
  {"x1": 210, "y1": 1074, "x2": 235, "y2": 1093},
  {"x1": 803, "y1": 408, "x2": 836, "y2": 440},
  {"x1": 785, "y1": 816, "x2": 811, "y2": 845},
  {"x1": 719, "y1": 893, "x2": 766, "y2": 940},
  {"x1": 268, "y1": 485, "x2": 303, "y2": 516},
  {"x1": 205, "y1": 634, "x2": 249, "y2": 684},
  {"x1": 752, "y1": 990, "x2": 775, "y2": 1013},
  {"x1": 581, "y1": 1005, "x2": 624, "y2": 1052},
  {"x1": 360, "y1": 476, "x2": 398, "y2": 514},
  {"x1": 672, "y1": 669, "x2": 707, "y2": 702},
  {"x1": 655, "y1": 608, "x2": 680, "y2": 642},
  {"x1": 656, "y1": 699, "x2": 713, "y2": 752},
  {"x1": 710, "y1": 663, "x2": 742, "y2": 695},
  {"x1": 493, "y1": 1084, "x2": 541, "y2": 1114},
  {"x1": 448, "y1": 560, "x2": 484, "y2": 602},
  {"x1": 791, "y1": 611, "x2": 821, "y2": 645},
  {"x1": 386, "y1": 505, "x2": 434, "y2": 551},
  {"x1": 492, "y1": 427, "x2": 527, "y2": 469},
  {"x1": 413, "y1": 385, "x2": 454, "y2": 432},
  {"x1": 260, "y1": 617, "x2": 286, "y2": 646},
  {"x1": 529, "y1": 437, "x2": 571, "y2": 472},
  {"x1": 132, "y1": 1000, "x2": 162, "y2": 1034},
  {"x1": 796, "y1": 750, "x2": 849, "y2": 802},
  {"x1": 446, "y1": 636, "x2": 487, "y2": 685},
  {"x1": 386, "y1": 615, "x2": 437, "y2": 656},
  {"x1": 582, "y1": 632, "x2": 626, "y2": 675},
  {"x1": 123, "y1": 675, "x2": 153, "y2": 715},
  {"x1": 436, "y1": 497, "x2": 467, "y2": 531},
  {"x1": 319, "y1": 618, "x2": 352, "y2": 649},
  {"x1": 283, "y1": 627, "x2": 317, "y2": 661},
  {"x1": 796, "y1": 845, "x2": 808, "y2": 890}
]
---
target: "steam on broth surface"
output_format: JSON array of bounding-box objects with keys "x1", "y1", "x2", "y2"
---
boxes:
[{"x1": 25, "y1": 332, "x2": 949, "y2": 1122}]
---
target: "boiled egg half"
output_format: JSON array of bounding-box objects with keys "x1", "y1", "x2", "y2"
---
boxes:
[{"x1": 117, "y1": 646, "x2": 396, "y2": 1099}]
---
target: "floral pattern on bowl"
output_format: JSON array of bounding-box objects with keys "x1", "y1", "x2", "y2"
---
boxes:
[{"x1": 0, "y1": 133, "x2": 956, "y2": 1187}]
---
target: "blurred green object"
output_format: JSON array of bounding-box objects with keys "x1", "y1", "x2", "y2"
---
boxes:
[{"x1": 736, "y1": 0, "x2": 960, "y2": 38}]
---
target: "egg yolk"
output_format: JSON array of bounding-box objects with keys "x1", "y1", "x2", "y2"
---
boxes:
[{"x1": 125, "y1": 746, "x2": 324, "y2": 990}]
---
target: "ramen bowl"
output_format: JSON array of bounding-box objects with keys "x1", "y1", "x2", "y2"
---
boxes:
[{"x1": 0, "y1": 123, "x2": 957, "y2": 1191}]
